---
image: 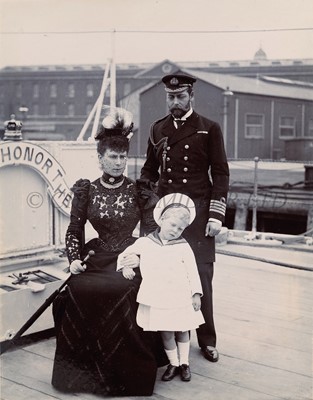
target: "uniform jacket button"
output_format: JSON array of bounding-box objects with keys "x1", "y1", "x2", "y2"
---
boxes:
[
  {"x1": 184, "y1": 156, "x2": 188, "y2": 161},
  {"x1": 167, "y1": 168, "x2": 172, "y2": 172},
  {"x1": 184, "y1": 144, "x2": 189, "y2": 149},
  {"x1": 166, "y1": 157, "x2": 170, "y2": 161},
  {"x1": 168, "y1": 179, "x2": 173, "y2": 183},
  {"x1": 184, "y1": 167, "x2": 188, "y2": 172},
  {"x1": 183, "y1": 179, "x2": 187, "y2": 183},
  {"x1": 167, "y1": 146, "x2": 171, "y2": 150}
]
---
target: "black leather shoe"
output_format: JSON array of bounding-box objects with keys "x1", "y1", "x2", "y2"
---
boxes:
[
  {"x1": 180, "y1": 364, "x2": 191, "y2": 381},
  {"x1": 161, "y1": 364, "x2": 179, "y2": 381},
  {"x1": 201, "y1": 347, "x2": 219, "y2": 362}
]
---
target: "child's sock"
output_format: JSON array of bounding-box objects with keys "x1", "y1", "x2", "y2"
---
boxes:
[
  {"x1": 177, "y1": 341, "x2": 190, "y2": 365},
  {"x1": 164, "y1": 347, "x2": 179, "y2": 367}
]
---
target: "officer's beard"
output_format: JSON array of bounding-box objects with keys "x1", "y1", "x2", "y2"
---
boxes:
[
  {"x1": 170, "y1": 107, "x2": 186, "y2": 119},
  {"x1": 170, "y1": 101, "x2": 191, "y2": 119}
]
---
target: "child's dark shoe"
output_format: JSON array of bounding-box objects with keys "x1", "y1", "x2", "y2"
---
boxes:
[
  {"x1": 180, "y1": 364, "x2": 191, "y2": 381},
  {"x1": 161, "y1": 364, "x2": 179, "y2": 381}
]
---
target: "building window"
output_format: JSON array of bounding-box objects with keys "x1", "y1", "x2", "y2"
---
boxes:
[
  {"x1": 123, "y1": 83, "x2": 131, "y2": 96},
  {"x1": 86, "y1": 103, "x2": 93, "y2": 115},
  {"x1": 86, "y1": 83, "x2": 94, "y2": 97},
  {"x1": 49, "y1": 103, "x2": 57, "y2": 116},
  {"x1": 33, "y1": 83, "x2": 39, "y2": 98},
  {"x1": 245, "y1": 114, "x2": 264, "y2": 138},
  {"x1": 68, "y1": 83, "x2": 75, "y2": 98},
  {"x1": 162, "y1": 63, "x2": 173, "y2": 73},
  {"x1": 307, "y1": 119, "x2": 313, "y2": 137},
  {"x1": 50, "y1": 83, "x2": 57, "y2": 98},
  {"x1": 16, "y1": 84, "x2": 22, "y2": 98},
  {"x1": 279, "y1": 116, "x2": 296, "y2": 138},
  {"x1": 68, "y1": 104, "x2": 75, "y2": 117}
]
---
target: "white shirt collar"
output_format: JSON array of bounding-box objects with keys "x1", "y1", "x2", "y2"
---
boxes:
[
  {"x1": 180, "y1": 107, "x2": 193, "y2": 121},
  {"x1": 173, "y1": 107, "x2": 193, "y2": 121}
]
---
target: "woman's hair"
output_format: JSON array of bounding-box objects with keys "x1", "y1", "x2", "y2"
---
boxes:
[
  {"x1": 161, "y1": 206, "x2": 191, "y2": 226},
  {"x1": 96, "y1": 132, "x2": 129, "y2": 155}
]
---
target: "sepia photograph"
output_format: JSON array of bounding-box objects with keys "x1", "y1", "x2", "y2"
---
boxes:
[{"x1": 0, "y1": 0, "x2": 312, "y2": 399}]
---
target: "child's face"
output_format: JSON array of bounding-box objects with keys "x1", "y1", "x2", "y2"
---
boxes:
[{"x1": 159, "y1": 214, "x2": 189, "y2": 241}]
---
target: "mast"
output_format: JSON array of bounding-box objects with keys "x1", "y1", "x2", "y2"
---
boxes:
[
  {"x1": 110, "y1": 29, "x2": 116, "y2": 108},
  {"x1": 77, "y1": 29, "x2": 117, "y2": 141}
]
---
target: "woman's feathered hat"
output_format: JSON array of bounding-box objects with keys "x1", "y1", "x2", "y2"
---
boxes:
[{"x1": 95, "y1": 106, "x2": 134, "y2": 140}]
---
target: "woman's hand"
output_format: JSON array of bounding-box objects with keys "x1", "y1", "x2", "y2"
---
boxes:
[
  {"x1": 122, "y1": 267, "x2": 136, "y2": 280},
  {"x1": 70, "y1": 259, "x2": 86, "y2": 274},
  {"x1": 192, "y1": 293, "x2": 201, "y2": 311},
  {"x1": 119, "y1": 253, "x2": 140, "y2": 268}
]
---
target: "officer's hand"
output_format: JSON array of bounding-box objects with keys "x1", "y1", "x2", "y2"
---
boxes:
[
  {"x1": 69, "y1": 259, "x2": 86, "y2": 274},
  {"x1": 205, "y1": 220, "x2": 222, "y2": 237}
]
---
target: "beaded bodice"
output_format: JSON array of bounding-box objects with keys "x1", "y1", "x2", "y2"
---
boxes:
[{"x1": 87, "y1": 178, "x2": 140, "y2": 248}]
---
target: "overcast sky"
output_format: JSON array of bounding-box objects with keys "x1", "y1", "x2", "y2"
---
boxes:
[{"x1": 1, "y1": 0, "x2": 313, "y2": 68}]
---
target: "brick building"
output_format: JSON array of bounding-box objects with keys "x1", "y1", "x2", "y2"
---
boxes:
[{"x1": 1, "y1": 49, "x2": 312, "y2": 160}]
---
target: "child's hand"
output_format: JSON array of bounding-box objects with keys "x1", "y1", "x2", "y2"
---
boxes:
[
  {"x1": 192, "y1": 293, "x2": 201, "y2": 311},
  {"x1": 120, "y1": 253, "x2": 140, "y2": 268},
  {"x1": 122, "y1": 267, "x2": 136, "y2": 280}
]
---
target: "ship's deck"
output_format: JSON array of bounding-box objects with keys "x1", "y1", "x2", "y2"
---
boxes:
[{"x1": 1, "y1": 252, "x2": 312, "y2": 400}]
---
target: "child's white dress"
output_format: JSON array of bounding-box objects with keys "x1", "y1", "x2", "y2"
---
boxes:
[{"x1": 117, "y1": 231, "x2": 205, "y2": 332}]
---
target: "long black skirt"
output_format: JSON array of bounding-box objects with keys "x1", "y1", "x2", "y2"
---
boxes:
[{"x1": 52, "y1": 241, "x2": 167, "y2": 396}]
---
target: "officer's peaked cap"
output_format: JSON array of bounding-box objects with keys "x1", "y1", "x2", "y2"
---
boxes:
[{"x1": 162, "y1": 74, "x2": 196, "y2": 93}]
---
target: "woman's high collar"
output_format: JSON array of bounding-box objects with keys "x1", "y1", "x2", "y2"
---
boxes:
[{"x1": 100, "y1": 173, "x2": 125, "y2": 188}]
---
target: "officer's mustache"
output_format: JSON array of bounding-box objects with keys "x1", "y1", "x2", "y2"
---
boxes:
[{"x1": 170, "y1": 106, "x2": 184, "y2": 113}]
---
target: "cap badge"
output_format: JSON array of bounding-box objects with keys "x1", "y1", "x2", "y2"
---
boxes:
[{"x1": 170, "y1": 77, "x2": 179, "y2": 86}]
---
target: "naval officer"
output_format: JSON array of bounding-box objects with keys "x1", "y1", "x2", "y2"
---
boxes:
[{"x1": 140, "y1": 73, "x2": 229, "y2": 364}]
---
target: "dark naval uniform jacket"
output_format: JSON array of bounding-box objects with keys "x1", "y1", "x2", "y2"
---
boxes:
[{"x1": 140, "y1": 111, "x2": 229, "y2": 263}]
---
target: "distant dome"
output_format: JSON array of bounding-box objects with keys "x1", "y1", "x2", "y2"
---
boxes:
[{"x1": 254, "y1": 47, "x2": 267, "y2": 61}]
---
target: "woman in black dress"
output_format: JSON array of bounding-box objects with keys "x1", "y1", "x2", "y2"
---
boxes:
[{"x1": 52, "y1": 108, "x2": 165, "y2": 396}]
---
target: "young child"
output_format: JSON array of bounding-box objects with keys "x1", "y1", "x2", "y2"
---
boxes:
[{"x1": 117, "y1": 193, "x2": 205, "y2": 382}]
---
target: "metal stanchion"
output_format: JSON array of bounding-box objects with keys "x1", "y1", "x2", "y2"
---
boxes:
[{"x1": 252, "y1": 156, "x2": 259, "y2": 234}]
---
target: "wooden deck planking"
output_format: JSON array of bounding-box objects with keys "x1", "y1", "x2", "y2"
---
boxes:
[
  {"x1": 216, "y1": 299, "x2": 312, "y2": 334},
  {"x1": 216, "y1": 302, "x2": 311, "y2": 353},
  {"x1": 1, "y1": 253, "x2": 312, "y2": 400},
  {"x1": 190, "y1": 353, "x2": 311, "y2": 400}
]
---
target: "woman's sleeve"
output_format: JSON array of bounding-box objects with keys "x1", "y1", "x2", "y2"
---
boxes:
[
  {"x1": 136, "y1": 178, "x2": 159, "y2": 235},
  {"x1": 65, "y1": 179, "x2": 90, "y2": 264}
]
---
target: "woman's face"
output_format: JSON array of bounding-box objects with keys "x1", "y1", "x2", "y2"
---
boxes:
[{"x1": 98, "y1": 149, "x2": 127, "y2": 176}]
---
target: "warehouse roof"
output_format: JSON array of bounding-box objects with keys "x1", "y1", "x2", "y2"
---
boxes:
[{"x1": 183, "y1": 68, "x2": 313, "y2": 101}]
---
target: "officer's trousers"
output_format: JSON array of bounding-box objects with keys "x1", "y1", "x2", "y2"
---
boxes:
[{"x1": 195, "y1": 261, "x2": 216, "y2": 348}]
